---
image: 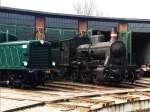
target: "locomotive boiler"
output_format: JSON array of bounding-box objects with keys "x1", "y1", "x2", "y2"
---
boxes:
[{"x1": 69, "y1": 35, "x2": 141, "y2": 84}]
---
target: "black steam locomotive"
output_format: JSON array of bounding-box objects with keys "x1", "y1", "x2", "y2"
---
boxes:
[{"x1": 58, "y1": 34, "x2": 142, "y2": 84}]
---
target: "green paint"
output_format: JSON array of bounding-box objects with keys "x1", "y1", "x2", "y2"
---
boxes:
[
  {"x1": 119, "y1": 31, "x2": 132, "y2": 65},
  {"x1": 45, "y1": 28, "x2": 77, "y2": 41}
]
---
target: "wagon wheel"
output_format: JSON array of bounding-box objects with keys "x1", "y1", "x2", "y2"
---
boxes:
[
  {"x1": 92, "y1": 74, "x2": 100, "y2": 85},
  {"x1": 9, "y1": 73, "x2": 26, "y2": 88},
  {"x1": 18, "y1": 74, "x2": 27, "y2": 88},
  {"x1": 70, "y1": 71, "x2": 78, "y2": 82},
  {"x1": 80, "y1": 72, "x2": 89, "y2": 83},
  {"x1": 8, "y1": 74, "x2": 15, "y2": 88}
]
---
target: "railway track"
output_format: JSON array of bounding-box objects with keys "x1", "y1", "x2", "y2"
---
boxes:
[{"x1": 0, "y1": 77, "x2": 150, "y2": 112}]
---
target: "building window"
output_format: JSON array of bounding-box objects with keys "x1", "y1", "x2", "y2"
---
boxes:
[
  {"x1": 45, "y1": 17, "x2": 78, "y2": 29},
  {"x1": 0, "y1": 12, "x2": 35, "y2": 26}
]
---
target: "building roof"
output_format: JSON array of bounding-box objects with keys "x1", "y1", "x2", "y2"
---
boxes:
[{"x1": 0, "y1": 6, "x2": 150, "y2": 23}]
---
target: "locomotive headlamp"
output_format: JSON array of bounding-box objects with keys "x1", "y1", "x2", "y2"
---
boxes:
[
  {"x1": 40, "y1": 40, "x2": 44, "y2": 44},
  {"x1": 52, "y1": 61, "x2": 56, "y2": 66},
  {"x1": 22, "y1": 45, "x2": 27, "y2": 48},
  {"x1": 23, "y1": 61, "x2": 28, "y2": 66}
]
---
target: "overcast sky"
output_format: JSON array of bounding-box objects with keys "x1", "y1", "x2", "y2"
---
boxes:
[{"x1": 1, "y1": 0, "x2": 150, "y2": 19}]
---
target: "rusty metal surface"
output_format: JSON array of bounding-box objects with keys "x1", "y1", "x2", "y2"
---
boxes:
[
  {"x1": 93, "y1": 100, "x2": 150, "y2": 112},
  {"x1": 0, "y1": 77, "x2": 150, "y2": 112}
]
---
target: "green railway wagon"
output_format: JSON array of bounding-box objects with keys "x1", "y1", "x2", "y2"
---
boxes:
[
  {"x1": 0, "y1": 32, "x2": 52, "y2": 88},
  {"x1": 0, "y1": 41, "x2": 51, "y2": 69}
]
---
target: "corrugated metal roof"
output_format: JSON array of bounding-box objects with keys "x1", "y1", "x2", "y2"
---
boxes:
[{"x1": 1, "y1": 6, "x2": 150, "y2": 23}]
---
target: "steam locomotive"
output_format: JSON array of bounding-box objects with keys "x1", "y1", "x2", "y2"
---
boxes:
[{"x1": 57, "y1": 33, "x2": 143, "y2": 84}]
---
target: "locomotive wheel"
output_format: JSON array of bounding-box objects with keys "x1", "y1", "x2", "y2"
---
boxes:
[
  {"x1": 92, "y1": 74, "x2": 100, "y2": 85},
  {"x1": 7, "y1": 74, "x2": 26, "y2": 88},
  {"x1": 70, "y1": 71, "x2": 78, "y2": 82},
  {"x1": 7, "y1": 74, "x2": 16, "y2": 88},
  {"x1": 113, "y1": 73, "x2": 122, "y2": 84},
  {"x1": 128, "y1": 71, "x2": 135, "y2": 83},
  {"x1": 80, "y1": 72, "x2": 89, "y2": 83},
  {"x1": 18, "y1": 74, "x2": 26, "y2": 88},
  {"x1": 56, "y1": 68, "x2": 67, "y2": 80}
]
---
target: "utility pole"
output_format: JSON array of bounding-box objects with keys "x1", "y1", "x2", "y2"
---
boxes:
[{"x1": 0, "y1": 0, "x2": 1, "y2": 6}]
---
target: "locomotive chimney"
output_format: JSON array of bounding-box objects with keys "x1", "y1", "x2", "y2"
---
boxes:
[{"x1": 110, "y1": 27, "x2": 118, "y2": 42}]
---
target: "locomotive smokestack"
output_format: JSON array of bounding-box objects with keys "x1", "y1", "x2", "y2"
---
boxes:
[{"x1": 110, "y1": 27, "x2": 118, "y2": 42}]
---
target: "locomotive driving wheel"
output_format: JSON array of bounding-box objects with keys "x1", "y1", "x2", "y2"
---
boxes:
[
  {"x1": 92, "y1": 74, "x2": 100, "y2": 85},
  {"x1": 70, "y1": 71, "x2": 78, "y2": 82},
  {"x1": 80, "y1": 71, "x2": 89, "y2": 83},
  {"x1": 113, "y1": 73, "x2": 123, "y2": 84},
  {"x1": 128, "y1": 70, "x2": 135, "y2": 83}
]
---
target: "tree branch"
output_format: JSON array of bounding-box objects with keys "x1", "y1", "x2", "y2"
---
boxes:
[{"x1": 72, "y1": 0, "x2": 105, "y2": 16}]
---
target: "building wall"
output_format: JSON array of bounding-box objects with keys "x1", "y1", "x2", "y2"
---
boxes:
[
  {"x1": 45, "y1": 17, "x2": 78, "y2": 41},
  {"x1": 128, "y1": 22, "x2": 150, "y2": 32},
  {"x1": 35, "y1": 16, "x2": 45, "y2": 40},
  {"x1": 119, "y1": 23, "x2": 128, "y2": 32},
  {"x1": 88, "y1": 20, "x2": 119, "y2": 31},
  {"x1": 78, "y1": 20, "x2": 88, "y2": 33},
  {"x1": 1, "y1": 8, "x2": 150, "y2": 42},
  {"x1": 0, "y1": 11, "x2": 35, "y2": 40}
]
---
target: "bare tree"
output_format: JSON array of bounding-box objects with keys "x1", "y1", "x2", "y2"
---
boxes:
[
  {"x1": 73, "y1": 0, "x2": 105, "y2": 16},
  {"x1": 73, "y1": 0, "x2": 95, "y2": 16}
]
